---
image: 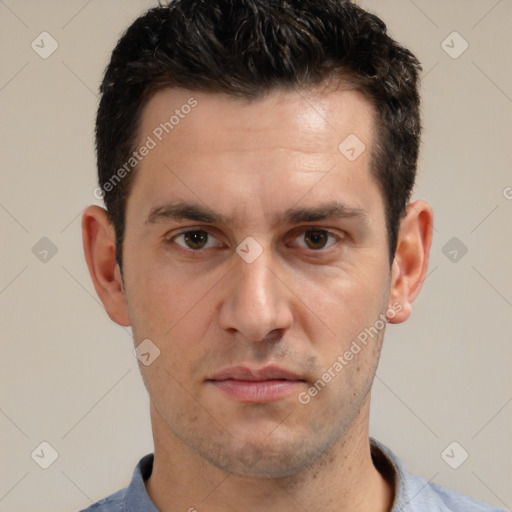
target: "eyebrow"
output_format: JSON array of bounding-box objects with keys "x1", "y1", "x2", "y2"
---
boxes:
[
  {"x1": 282, "y1": 203, "x2": 368, "y2": 225},
  {"x1": 145, "y1": 201, "x2": 369, "y2": 226}
]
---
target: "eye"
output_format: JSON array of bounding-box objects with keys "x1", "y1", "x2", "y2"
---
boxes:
[
  {"x1": 291, "y1": 229, "x2": 340, "y2": 250},
  {"x1": 170, "y1": 229, "x2": 222, "y2": 251}
]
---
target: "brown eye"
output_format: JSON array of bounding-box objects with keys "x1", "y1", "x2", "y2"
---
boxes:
[
  {"x1": 303, "y1": 230, "x2": 329, "y2": 250},
  {"x1": 172, "y1": 230, "x2": 219, "y2": 251},
  {"x1": 184, "y1": 230, "x2": 208, "y2": 249},
  {"x1": 290, "y1": 229, "x2": 340, "y2": 251}
]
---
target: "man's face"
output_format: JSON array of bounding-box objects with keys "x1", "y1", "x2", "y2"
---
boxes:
[{"x1": 122, "y1": 86, "x2": 394, "y2": 477}]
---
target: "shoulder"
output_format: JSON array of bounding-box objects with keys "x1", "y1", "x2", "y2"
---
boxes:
[
  {"x1": 78, "y1": 487, "x2": 126, "y2": 511},
  {"x1": 393, "y1": 460, "x2": 507, "y2": 511},
  {"x1": 426, "y1": 480, "x2": 506, "y2": 512},
  {"x1": 77, "y1": 453, "x2": 155, "y2": 512},
  {"x1": 370, "y1": 439, "x2": 506, "y2": 512}
]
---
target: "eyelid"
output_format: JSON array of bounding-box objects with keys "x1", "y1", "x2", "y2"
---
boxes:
[
  {"x1": 164, "y1": 225, "x2": 346, "y2": 252},
  {"x1": 287, "y1": 226, "x2": 345, "y2": 250},
  {"x1": 165, "y1": 225, "x2": 218, "y2": 239},
  {"x1": 165, "y1": 226, "x2": 224, "y2": 249}
]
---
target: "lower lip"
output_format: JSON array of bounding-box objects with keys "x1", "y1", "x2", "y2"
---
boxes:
[{"x1": 209, "y1": 379, "x2": 303, "y2": 403}]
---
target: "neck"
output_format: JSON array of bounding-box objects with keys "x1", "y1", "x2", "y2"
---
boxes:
[{"x1": 145, "y1": 394, "x2": 394, "y2": 512}]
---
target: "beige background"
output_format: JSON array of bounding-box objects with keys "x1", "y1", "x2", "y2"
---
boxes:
[{"x1": 1, "y1": 1, "x2": 511, "y2": 510}]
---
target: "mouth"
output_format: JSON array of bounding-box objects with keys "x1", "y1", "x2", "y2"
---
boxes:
[{"x1": 206, "y1": 365, "x2": 306, "y2": 403}]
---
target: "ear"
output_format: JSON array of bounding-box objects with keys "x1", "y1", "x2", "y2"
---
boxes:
[
  {"x1": 82, "y1": 205, "x2": 131, "y2": 326},
  {"x1": 387, "y1": 200, "x2": 433, "y2": 324}
]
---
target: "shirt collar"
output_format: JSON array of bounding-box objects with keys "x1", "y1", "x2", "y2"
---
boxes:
[
  {"x1": 123, "y1": 439, "x2": 429, "y2": 512},
  {"x1": 123, "y1": 453, "x2": 159, "y2": 512},
  {"x1": 370, "y1": 437, "x2": 443, "y2": 511}
]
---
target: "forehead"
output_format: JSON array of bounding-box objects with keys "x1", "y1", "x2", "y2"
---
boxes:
[
  {"x1": 137, "y1": 85, "x2": 375, "y2": 157},
  {"x1": 127, "y1": 85, "x2": 383, "y2": 228}
]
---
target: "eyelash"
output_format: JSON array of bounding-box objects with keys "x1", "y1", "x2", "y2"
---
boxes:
[{"x1": 165, "y1": 227, "x2": 345, "y2": 254}]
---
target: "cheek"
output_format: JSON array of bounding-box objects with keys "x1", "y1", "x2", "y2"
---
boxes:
[
  {"x1": 125, "y1": 262, "x2": 224, "y2": 387},
  {"x1": 125, "y1": 255, "x2": 212, "y2": 337},
  {"x1": 290, "y1": 259, "x2": 389, "y2": 344}
]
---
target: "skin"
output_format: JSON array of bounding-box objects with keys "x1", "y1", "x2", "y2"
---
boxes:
[{"x1": 82, "y1": 85, "x2": 432, "y2": 512}]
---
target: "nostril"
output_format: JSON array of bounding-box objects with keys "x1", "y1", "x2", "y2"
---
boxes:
[{"x1": 264, "y1": 329, "x2": 284, "y2": 344}]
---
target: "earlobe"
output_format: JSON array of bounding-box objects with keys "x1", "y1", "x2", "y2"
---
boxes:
[
  {"x1": 387, "y1": 200, "x2": 433, "y2": 324},
  {"x1": 82, "y1": 205, "x2": 131, "y2": 326}
]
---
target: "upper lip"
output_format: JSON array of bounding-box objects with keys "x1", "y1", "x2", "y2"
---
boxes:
[{"x1": 208, "y1": 365, "x2": 304, "y2": 382}]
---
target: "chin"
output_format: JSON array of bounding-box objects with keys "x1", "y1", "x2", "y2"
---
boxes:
[{"x1": 199, "y1": 433, "x2": 327, "y2": 479}]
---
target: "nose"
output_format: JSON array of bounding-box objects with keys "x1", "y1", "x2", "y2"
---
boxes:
[{"x1": 218, "y1": 249, "x2": 294, "y2": 342}]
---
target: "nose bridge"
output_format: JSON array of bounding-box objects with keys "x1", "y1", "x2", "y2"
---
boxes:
[
  {"x1": 219, "y1": 244, "x2": 293, "y2": 340},
  {"x1": 239, "y1": 253, "x2": 276, "y2": 308}
]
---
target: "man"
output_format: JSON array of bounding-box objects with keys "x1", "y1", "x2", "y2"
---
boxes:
[{"x1": 80, "y1": 1, "x2": 504, "y2": 510}]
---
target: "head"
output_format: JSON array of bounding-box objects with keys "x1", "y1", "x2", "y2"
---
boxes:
[
  {"x1": 84, "y1": 0, "x2": 432, "y2": 479},
  {"x1": 95, "y1": 0, "x2": 423, "y2": 270}
]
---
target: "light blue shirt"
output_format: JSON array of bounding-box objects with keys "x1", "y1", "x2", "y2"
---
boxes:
[{"x1": 79, "y1": 438, "x2": 506, "y2": 511}]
